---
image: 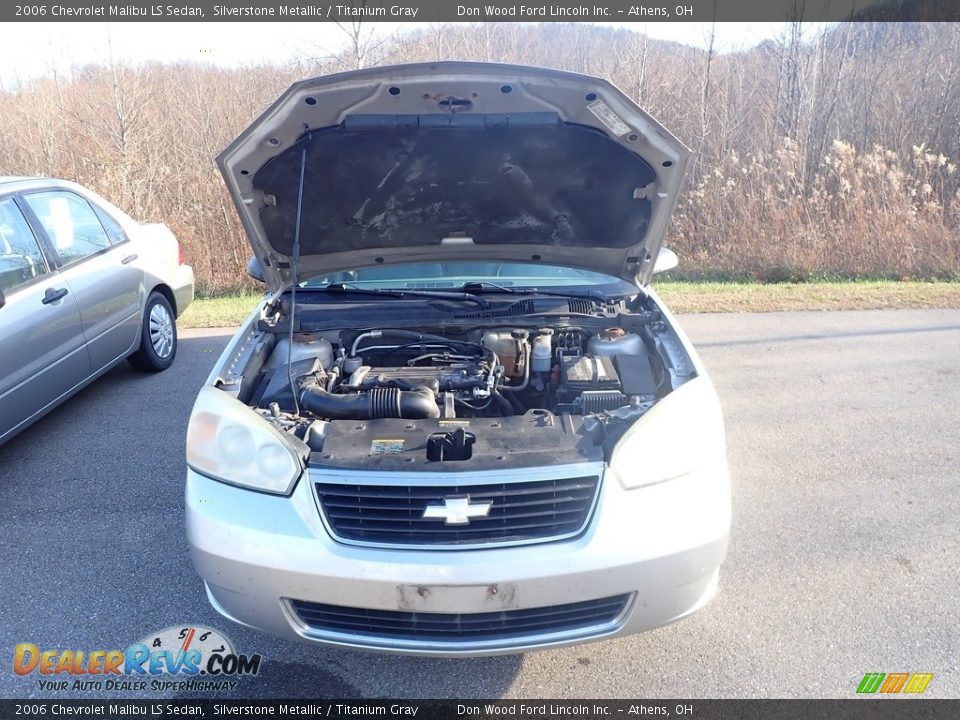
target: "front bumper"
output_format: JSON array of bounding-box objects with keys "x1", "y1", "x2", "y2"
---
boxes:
[{"x1": 186, "y1": 456, "x2": 730, "y2": 657}]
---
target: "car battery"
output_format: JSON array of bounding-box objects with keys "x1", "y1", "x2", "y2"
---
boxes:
[{"x1": 559, "y1": 354, "x2": 620, "y2": 402}]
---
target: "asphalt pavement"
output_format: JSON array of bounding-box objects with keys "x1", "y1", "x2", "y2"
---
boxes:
[{"x1": 1, "y1": 309, "x2": 958, "y2": 699}]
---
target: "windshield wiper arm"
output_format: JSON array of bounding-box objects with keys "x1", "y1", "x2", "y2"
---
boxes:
[
  {"x1": 460, "y1": 281, "x2": 612, "y2": 303},
  {"x1": 315, "y1": 283, "x2": 490, "y2": 307},
  {"x1": 461, "y1": 281, "x2": 519, "y2": 294}
]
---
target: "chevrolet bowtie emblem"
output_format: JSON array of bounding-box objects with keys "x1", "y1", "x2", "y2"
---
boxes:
[{"x1": 422, "y1": 496, "x2": 492, "y2": 525}]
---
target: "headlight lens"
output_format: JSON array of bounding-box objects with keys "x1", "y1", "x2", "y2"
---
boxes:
[
  {"x1": 186, "y1": 386, "x2": 304, "y2": 495},
  {"x1": 609, "y1": 377, "x2": 725, "y2": 490}
]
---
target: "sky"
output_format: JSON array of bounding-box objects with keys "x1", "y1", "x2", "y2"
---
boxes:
[{"x1": 0, "y1": 21, "x2": 795, "y2": 86}]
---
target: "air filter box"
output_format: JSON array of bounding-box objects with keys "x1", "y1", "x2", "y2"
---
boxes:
[{"x1": 614, "y1": 353, "x2": 658, "y2": 397}]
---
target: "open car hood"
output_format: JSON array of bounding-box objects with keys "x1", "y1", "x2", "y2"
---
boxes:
[{"x1": 218, "y1": 62, "x2": 689, "y2": 291}]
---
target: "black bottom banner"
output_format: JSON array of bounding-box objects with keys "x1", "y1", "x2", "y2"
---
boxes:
[{"x1": 1, "y1": 699, "x2": 955, "y2": 720}]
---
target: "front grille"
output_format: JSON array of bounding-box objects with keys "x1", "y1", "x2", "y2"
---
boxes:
[
  {"x1": 289, "y1": 594, "x2": 631, "y2": 643},
  {"x1": 314, "y1": 475, "x2": 601, "y2": 547}
]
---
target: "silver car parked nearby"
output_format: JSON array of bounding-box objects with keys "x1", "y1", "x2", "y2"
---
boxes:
[
  {"x1": 0, "y1": 177, "x2": 194, "y2": 445},
  {"x1": 186, "y1": 63, "x2": 730, "y2": 656}
]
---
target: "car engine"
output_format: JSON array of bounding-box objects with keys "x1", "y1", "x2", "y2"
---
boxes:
[
  {"x1": 250, "y1": 325, "x2": 660, "y2": 422},
  {"x1": 217, "y1": 296, "x2": 692, "y2": 466}
]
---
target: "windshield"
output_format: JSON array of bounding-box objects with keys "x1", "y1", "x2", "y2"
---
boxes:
[{"x1": 302, "y1": 262, "x2": 637, "y2": 296}]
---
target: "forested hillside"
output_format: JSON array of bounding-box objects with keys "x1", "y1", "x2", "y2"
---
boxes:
[{"x1": 1, "y1": 22, "x2": 957, "y2": 291}]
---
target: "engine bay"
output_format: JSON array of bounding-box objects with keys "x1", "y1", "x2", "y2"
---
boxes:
[{"x1": 217, "y1": 294, "x2": 695, "y2": 468}]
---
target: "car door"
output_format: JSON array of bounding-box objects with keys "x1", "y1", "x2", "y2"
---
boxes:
[
  {"x1": 0, "y1": 195, "x2": 91, "y2": 444},
  {"x1": 21, "y1": 189, "x2": 144, "y2": 372}
]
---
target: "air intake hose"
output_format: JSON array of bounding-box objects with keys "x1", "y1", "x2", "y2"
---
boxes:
[{"x1": 298, "y1": 374, "x2": 439, "y2": 420}]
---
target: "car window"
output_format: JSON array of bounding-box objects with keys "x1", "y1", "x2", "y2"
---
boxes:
[
  {"x1": 93, "y1": 205, "x2": 128, "y2": 246},
  {"x1": 23, "y1": 191, "x2": 112, "y2": 266},
  {"x1": 0, "y1": 197, "x2": 48, "y2": 294}
]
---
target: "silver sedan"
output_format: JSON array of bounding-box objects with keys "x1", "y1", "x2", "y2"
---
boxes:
[
  {"x1": 0, "y1": 177, "x2": 194, "y2": 445},
  {"x1": 185, "y1": 63, "x2": 730, "y2": 656}
]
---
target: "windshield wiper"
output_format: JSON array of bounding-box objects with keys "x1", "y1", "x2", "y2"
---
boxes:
[
  {"x1": 460, "y1": 281, "x2": 613, "y2": 303},
  {"x1": 307, "y1": 283, "x2": 491, "y2": 308}
]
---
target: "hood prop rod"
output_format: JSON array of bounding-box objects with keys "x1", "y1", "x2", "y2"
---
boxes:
[{"x1": 287, "y1": 129, "x2": 313, "y2": 417}]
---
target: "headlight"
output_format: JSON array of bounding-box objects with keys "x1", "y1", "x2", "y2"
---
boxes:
[
  {"x1": 609, "y1": 376, "x2": 725, "y2": 490},
  {"x1": 186, "y1": 386, "x2": 304, "y2": 495}
]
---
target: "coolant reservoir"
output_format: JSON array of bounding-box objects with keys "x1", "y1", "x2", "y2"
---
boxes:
[
  {"x1": 265, "y1": 335, "x2": 334, "y2": 370},
  {"x1": 587, "y1": 328, "x2": 644, "y2": 356},
  {"x1": 482, "y1": 331, "x2": 527, "y2": 378},
  {"x1": 532, "y1": 329, "x2": 554, "y2": 372}
]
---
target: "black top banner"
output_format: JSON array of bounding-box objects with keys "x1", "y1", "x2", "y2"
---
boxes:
[{"x1": 4, "y1": 0, "x2": 960, "y2": 23}]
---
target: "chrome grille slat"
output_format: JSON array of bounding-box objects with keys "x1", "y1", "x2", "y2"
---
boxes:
[
  {"x1": 332, "y1": 522, "x2": 573, "y2": 535},
  {"x1": 314, "y1": 474, "x2": 601, "y2": 548},
  {"x1": 290, "y1": 594, "x2": 630, "y2": 642},
  {"x1": 322, "y1": 494, "x2": 592, "y2": 512},
  {"x1": 316, "y1": 480, "x2": 597, "y2": 500},
  {"x1": 325, "y1": 508, "x2": 585, "y2": 522}
]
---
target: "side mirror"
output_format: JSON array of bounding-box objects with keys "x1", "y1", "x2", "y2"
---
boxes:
[
  {"x1": 0, "y1": 287, "x2": 5, "y2": 310},
  {"x1": 652, "y1": 247, "x2": 679, "y2": 275},
  {"x1": 246, "y1": 257, "x2": 266, "y2": 283}
]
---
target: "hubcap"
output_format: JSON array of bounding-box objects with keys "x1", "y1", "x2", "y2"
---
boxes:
[{"x1": 149, "y1": 303, "x2": 174, "y2": 359}]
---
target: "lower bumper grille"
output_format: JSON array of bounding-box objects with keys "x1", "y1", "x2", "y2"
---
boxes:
[
  {"x1": 289, "y1": 594, "x2": 631, "y2": 644},
  {"x1": 314, "y1": 474, "x2": 601, "y2": 548}
]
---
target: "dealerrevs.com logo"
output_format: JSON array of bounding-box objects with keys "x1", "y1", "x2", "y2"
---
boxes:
[{"x1": 13, "y1": 626, "x2": 262, "y2": 692}]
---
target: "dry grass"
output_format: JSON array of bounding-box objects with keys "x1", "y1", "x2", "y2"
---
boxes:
[
  {"x1": 179, "y1": 294, "x2": 263, "y2": 329},
  {"x1": 671, "y1": 141, "x2": 960, "y2": 281}
]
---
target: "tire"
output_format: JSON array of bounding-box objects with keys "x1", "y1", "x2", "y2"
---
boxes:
[{"x1": 128, "y1": 291, "x2": 177, "y2": 372}]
